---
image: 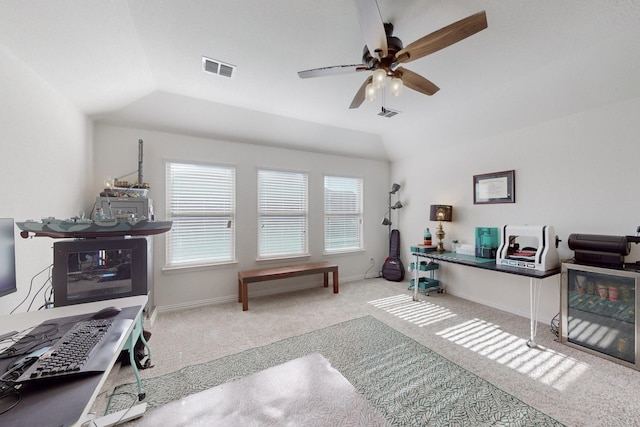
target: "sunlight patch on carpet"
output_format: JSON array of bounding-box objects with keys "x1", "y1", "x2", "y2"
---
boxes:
[
  {"x1": 367, "y1": 294, "x2": 457, "y2": 326},
  {"x1": 437, "y1": 319, "x2": 590, "y2": 391}
]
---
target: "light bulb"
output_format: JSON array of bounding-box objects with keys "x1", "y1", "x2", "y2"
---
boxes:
[
  {"x1": 365, "y1": 83, "x2": 376, "y2": 102},
  {"x1": 390, "y1": 77, "x2": 403, "y2": 96},
  {"x1": 372, "y1": 69, "x2": 387, "y2": 89}
]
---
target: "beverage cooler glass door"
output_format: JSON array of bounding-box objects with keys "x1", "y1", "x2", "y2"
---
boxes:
[{"x1": 562, "y1": 263, "x2": 637, "y2": 366}]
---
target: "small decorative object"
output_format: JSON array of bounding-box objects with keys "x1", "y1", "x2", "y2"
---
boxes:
[
  {"x1": 423, "y1": 228, "x2": 432, "y2": 246},
  {"x1": 429, "y1": 205, "x2": 453, "y2": 253},
  {"x1": 473, "y1": 170, "x2": 515, "y2": 204}
]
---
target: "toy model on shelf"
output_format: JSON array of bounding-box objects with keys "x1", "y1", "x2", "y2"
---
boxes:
[
  {"x1": 17, "y1": 138, "x2": 173, "y2": 239},
  {"x1": 16, "y1": 216, "x2": 172, "y2": 239}
]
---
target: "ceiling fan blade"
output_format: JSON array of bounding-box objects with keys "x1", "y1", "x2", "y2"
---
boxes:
[
  {"x1": 298, "y1": 64, "x2": 369, "y2": 79},
  {"x1": 396, "y1": 67, "x2": 439, "y2": 96},
  {"x1": 396, "y1": 11, "x2": 487, "y2": 64},
  {"x1": 354, "y1": 0, "x2": 388, "y2": 59},
  {"x1": 349, "y1": 76, "x2": 373, "y2": 109}
]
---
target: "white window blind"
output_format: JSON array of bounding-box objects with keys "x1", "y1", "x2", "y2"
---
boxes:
[
  {"x1": 258, "y1": 169, "x2": 308, "y2": 258},
  {"x1": 166, "y1": 162, "x2": 235, "y2": 267},
  {"x1": 324, "y1": 175, "x2": 363, "y2": 252}
]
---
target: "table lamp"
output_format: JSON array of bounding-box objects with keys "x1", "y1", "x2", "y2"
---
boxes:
[{"x1": 430, "y1": 205, "x2": 453, "y2": 253}]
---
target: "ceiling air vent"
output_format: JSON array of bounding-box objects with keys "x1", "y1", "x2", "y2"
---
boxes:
[
  {"x1": 378, "y1": 107, "x2": 400, "y2": 118},
  {"x1": 202, "y1": 56, "x2": 235, "y2": 78}
]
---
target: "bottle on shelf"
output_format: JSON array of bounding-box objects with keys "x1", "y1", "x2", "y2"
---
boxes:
[{"x1": 423, "y1": 228, "x2": 432, "y2": 246}]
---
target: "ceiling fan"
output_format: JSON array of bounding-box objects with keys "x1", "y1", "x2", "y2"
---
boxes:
[{"x1": 297, "y1": 0, "x2": 488, "y2": 109}]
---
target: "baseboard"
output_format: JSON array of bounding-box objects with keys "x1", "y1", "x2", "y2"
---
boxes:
[
  {"x1": 143, "y1": 306, "x2": 158, "y2": 328},
  {"x1": 158, "y1": 294, "x2": 238, "y2": 313},
  {"x1": 156, "y1": 274, "x2": 369, "y2": 313},
  {"x1": 445, "y1": 289, "x2": 553, "y2": 326}
]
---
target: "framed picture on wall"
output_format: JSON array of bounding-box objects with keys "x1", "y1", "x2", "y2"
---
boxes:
[{"x1": 473, "y1": 170, "x2": 515, "y2": 204}]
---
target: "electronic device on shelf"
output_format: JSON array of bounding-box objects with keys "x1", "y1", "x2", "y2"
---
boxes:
[
  {"x1": 52, "y1": 237, "x2": 150, "y2": 307},
  {"x1": 497, "y1": 225, "x2": 560, "y2": 271},
  {"x1": 567, "y1": 233, "x2": 630, "y2": 268}
]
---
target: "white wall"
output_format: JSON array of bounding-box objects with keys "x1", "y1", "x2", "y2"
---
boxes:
[
  {"x1": 393, "y1": 96, "x2": 640, "y2": 323},
  {"x1": 93, "y1": 124, "x2": 391, "y2": 311},
  {"x1": 4, "y1": 39, "x2": 636, "y2": 323},
  {"x1": 0, "y1": 45, "x2": 93, "y2": 315}
]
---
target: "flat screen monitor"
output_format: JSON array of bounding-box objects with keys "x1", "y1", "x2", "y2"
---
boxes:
[
  {"x1": 52, "y1": 237, "x2": 148, "y2": 306},
  {"x1": 0, "y1": 218, "x2": 17, "y2": 298}
]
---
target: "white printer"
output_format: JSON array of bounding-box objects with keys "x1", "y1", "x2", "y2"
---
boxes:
[{"x1": 497, "y1": 225, "x2": 560, "y2": 271}]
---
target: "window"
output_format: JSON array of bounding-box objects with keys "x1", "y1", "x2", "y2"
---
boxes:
[
  {"x1": 166, "y1": 161, "x2": 235, "y2": 268},
  {"x1": 324, "y1": 175, "x2": 363, "y2": 252},
  {"x1": 258, "y1": 169, "x2": 308, "y2": 258}
]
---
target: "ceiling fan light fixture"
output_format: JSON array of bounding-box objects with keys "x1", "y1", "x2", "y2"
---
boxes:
[
  {"x1": 372, "y1": 68, "x2": 387, "y2": 89},
  {"x1": 365, "y1": 83, "x2": 377, "y2": 102},
  {"x1": 390, "y1": 77, "x2": 403, "y2": 96},
  {"x1": 297, "y1": 3, "x2": 488, "y2": 111}
]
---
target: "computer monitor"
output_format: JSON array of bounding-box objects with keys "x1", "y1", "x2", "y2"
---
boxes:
[
  {"x1": 0, "y1": 218, "x2": 18, "y2": 298},
  {"x1": 52, "y1": 237, "x2": 149, "y2": 306}
]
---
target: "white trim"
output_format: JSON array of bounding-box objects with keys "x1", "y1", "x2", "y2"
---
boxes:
[{"x1": 155, "y1": 274, "x2": 367, "y2": 313}]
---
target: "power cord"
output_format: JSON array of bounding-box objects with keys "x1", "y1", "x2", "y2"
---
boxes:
[
  {"x1": 10, "y1": 264, "x2": 53, "y2": 314},
  {"x1": 103, "y1": 389, "x2": 139, "y2": 426},
  {"x1": 0, "y1": 384, "x2": 21, "y2": 416},
  {"x1": 363, "y1": 258, "x2": 377, "y2": 279},
  {"x1": 550, "y1": 312, "x2": 559, "y2": 338},
  {"x1": 0, "y1": 355, "x2": 29, "y2": 415},
  {"x1": 0, "y1": 322, "x2": 60, "y2": 360},
  {"x1": 27, "y1": 274, "x2": 53, "y2": 312}
]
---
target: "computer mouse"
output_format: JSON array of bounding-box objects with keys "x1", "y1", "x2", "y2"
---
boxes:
[{"x1": 92, "y1": 306, "x2": 122, "y2": 319}]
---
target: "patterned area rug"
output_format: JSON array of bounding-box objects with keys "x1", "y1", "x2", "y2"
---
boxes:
[{"x1": 107, "y1": 316, "x2": 563, "y2": 426}]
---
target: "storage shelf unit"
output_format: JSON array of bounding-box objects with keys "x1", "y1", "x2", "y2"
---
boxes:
[
  {"x1": 561, "y1": 262, "x2": 639, "y2": 369},
  {"x1": 409, "y1": 254, "x2": 441, "y2": 297}
]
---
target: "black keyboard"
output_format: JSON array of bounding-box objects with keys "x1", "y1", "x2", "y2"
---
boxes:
[{"x1": 14, "y1": 317, "x2": 133, "y2": 383}]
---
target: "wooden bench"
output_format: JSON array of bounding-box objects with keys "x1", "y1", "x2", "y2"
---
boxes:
[{"x1": 238, "y1": 262, "x2": 339, "y2": 311}]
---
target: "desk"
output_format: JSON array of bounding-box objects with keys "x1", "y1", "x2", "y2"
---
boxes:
[
  {"x1": 412, "y1": 252, "x2": 560, "y2": 348},
  {"x1": 0, "y1": 296, "x2": 149, "y2": 427}
]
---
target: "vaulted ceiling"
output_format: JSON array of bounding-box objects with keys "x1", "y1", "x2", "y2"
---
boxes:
[{"x1": 1, "y1": 1, "x2": 639, "y2": 161}]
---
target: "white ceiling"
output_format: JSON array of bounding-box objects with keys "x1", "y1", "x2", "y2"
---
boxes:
[{"x1": 1, "y1": 0, "x2": 639, "y2": 161}]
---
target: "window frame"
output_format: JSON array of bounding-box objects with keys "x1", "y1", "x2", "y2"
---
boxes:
[
  {"x1": 165, "y1": 160, "x2": 236, "y2": 270},
  {"x1": 257, "y1": 168, "x2": 309, "y2": 260},
  {"x1": 323, "y1": 174, "x2": 364, "y2": 254}
]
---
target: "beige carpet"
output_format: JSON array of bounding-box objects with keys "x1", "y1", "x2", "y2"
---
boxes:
[
  {"x1": 93, "y1": 278, "x2": 640, "y2": 426},
  {"x1": 105, "y1": 315, "x2": 561, "y2": 425}
]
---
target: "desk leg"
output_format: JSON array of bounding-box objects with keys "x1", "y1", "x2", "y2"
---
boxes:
[
  {"x1": 323, "y1": 272, "x2": 329, "y2": 287},
  {"x1": 413, "y1": 254, "x2": 420, "y2": 302},
  {"x1": 139, "y1": 329, "x2": 152, "y2": 363},
  {"x1": 127, "y1": 315, "x2": 147, "y2": 400},
  {"x1": 332, "y1": 269, "x2": 339, "y2": 293},
  {"x1": 129, "y1": 348, "x2": 145, "y2": 400},
  {"x1": 527, "y1": 277, "x2": 541, "y2": 348}
]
